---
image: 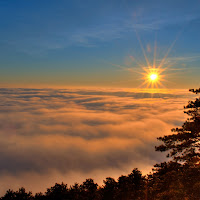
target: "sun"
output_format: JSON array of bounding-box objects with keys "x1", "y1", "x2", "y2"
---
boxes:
[
  {"x1": 149, "y1": 73, "x2": 158, "y2": 81},
  {"x1": 140, "y1": 66, "x2": 165, "y2": 88},
  {"x1": 111, "y1": 29, "x2": 176, "y2": 89}
]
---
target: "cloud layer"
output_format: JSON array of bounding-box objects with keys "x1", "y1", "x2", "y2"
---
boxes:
[{"x1": 0, "y1": 87, "x2": 193, "y2": 194}]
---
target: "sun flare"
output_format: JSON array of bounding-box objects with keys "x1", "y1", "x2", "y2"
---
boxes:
[
  {"x1": 111, "y1": 27, "x2": 179, "y2": 89},
  {"x1": 149, "y1": 73, "x2": 158, "y2": 81},
  {"x1": 140, "y1": 66, "x2": 165, "y2": 88}
]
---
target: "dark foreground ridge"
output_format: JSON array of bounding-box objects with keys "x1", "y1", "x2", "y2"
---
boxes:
[{"x1": 1, "y1": 88, "x2": 200, "y2": 200}]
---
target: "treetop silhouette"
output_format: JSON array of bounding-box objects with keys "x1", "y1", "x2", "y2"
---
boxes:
[{"x1": 156, "y1": 88, "x2": 200, "y2": 164}]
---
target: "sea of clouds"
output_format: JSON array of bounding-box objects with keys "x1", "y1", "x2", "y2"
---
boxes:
[{"x1": 0, "y1": 87, "x2": 195, "y2": 194}]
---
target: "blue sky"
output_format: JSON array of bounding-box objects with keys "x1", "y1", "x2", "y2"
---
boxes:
[{"x1": 1, "y1": 0, "x2": 200, "y2": 88}]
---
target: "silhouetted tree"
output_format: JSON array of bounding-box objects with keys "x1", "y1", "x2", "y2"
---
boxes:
[
  {"x1": 1, "y1": 187, "x2": 33, "y2": 200},
  {"x1": 156, "y1": 88, "x2": 200, "y2": 164},
  {"x1": 128, "y1": 168, "x2": 146, "y2": 199},
  {"x1": 147, "y1": 162, "x2": 184, "y2": 200},
  {"x1": 45, "y1": 183, "x2": 68, "y2": 200},
  {"x1": 148, "y1": 161, "x2": 200, "y2": 200},
  {"x1": 80, "y1": 178, "x2": 98, "y2": 200},
  {"x1": 180, "y1": 162, "x2": 200, "y2": 200},
  {"x1": 68, "y1": 183, "x2": 82, "y2": 200},
  {"x1": 117, "y1": 169, "x2": 146, "y2": 200},
  {"x1": 101, "y1": 177, "x2": 117, "y2": 200},
  {"x1": 1, "y1": 189, "x2": 16, "y2": 200},
  {"x1": 117, "y1": 175, "x2": 130, "y2": 200},
  {"x1": 15, "y1": 187, "x2": 33, "y2": 200},
  {"x1": 34, "y1": 192, "x2": 45, "y2": 200},
  {"x1": 152, "y1": 88, "x2": 200, "y2": 199}
]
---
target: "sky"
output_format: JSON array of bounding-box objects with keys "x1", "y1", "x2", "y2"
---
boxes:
[
  {"x1": 0, "y1": 0, "x2": 200, "y2": 196},
  {"x1": 0, "y1": 0, "x2": 200, "y2": 88}
]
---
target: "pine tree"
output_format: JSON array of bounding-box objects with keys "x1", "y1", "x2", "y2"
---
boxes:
[{"x1": 156, "y1": 88, "x2": 200, "y2": 164}]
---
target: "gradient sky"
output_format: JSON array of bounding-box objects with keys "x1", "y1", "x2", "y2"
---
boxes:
[{"x1": 1, "y1": 0, "x2": 200, "y2": 88}]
